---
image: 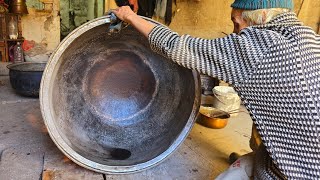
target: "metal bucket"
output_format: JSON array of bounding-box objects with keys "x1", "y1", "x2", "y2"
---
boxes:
[
  {"x1": 7, "y1": 62, "x2": 46, "y2": 97},
  {"x1": 40, "y1": 16, "x2": 200, "y2": 174}
]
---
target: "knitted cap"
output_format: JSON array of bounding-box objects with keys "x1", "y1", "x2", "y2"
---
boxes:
[{"x1": 231, "y1": 0, "x2": 293, "y2": 10}]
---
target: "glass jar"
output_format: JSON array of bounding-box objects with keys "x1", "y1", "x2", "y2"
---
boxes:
[{"x1": 8, "y1": 16, "x2": 18, "y2": 39}]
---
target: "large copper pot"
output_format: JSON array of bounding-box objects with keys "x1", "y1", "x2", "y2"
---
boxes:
[{"x1": 40, "y1": 16, "x2": 200, "y2": 174}]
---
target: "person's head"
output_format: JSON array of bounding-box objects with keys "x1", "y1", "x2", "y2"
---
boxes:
[{"x1": 230, "y1": 0, "x2": 293, "y2": 34}]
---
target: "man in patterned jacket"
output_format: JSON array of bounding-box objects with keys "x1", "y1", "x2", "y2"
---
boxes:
[{"x1": 112, "y1": 0, "x2": 320, "y2": 179}]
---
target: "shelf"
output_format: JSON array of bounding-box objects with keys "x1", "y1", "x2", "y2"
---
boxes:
[
  {"x1": 6, "y1": 38, "x2": 24, "y2": 42},
  {"x1": 0, "y1": 39, "x2": 24, "y2": 42},
  {"x1": 0, "y1": 13, "x2": 23, "y2": 62}
]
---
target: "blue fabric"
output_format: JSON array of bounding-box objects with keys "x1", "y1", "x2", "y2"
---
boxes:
[{"x1": 231, "y1": 0, "x2": 293, "y2": 10}]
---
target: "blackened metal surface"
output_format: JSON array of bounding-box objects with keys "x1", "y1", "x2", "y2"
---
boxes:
[
  {"x1": 7, "y1": 62, "x2": 46, "y2": 72},
  {"x1": 40, "y1": 16, "x2": 200, "y2": 173},
  {"x1": 84, "y1": 50, "x2": 156, "y2": 120},
  {"x1": 200, "y1": 75, "x2": 219, "y2": 95},
  {"x1": 7, "y1": 62, "x2": 46, "y2": 97}
]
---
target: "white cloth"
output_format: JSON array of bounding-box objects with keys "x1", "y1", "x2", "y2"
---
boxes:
[{"x1": 215, "y1": 153, "x2": 254, "y2": 180}]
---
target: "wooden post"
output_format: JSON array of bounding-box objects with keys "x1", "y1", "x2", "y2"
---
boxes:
[{"x1": 105, "y1": 0, "x2": 117, "y2": 12}]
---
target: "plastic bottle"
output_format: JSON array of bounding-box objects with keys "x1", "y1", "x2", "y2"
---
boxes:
[
  {"x1": 8, "y1": 16, "x2": 18, "y2": 39},
  {"x1": 13, "y1": 42, "x2": 24, "y2": 63}
]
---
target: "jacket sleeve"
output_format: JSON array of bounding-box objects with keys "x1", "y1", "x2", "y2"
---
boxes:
[{"x1": 148, "y1": 25, "x2": 266, "y2": 85}]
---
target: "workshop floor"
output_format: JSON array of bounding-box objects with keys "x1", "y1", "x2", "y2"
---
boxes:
[{"x1": 0, "y1": 74, "x2": 252, "y2": 180}]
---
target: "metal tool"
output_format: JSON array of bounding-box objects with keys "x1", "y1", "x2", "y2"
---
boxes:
[
  {"x1": 105, "y1": 12, "x2": 124, "y2": 34},
  {"x1": 105, "y1": 0, "x2": 135, "y2": 34},
  {"x1": 105, "y1": 12, "x2": 118, "y2": 24}
]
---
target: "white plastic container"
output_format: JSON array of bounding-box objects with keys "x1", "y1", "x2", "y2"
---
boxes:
[{"x1": 212, "y1": 86, "x2": 241, "y2": 115}]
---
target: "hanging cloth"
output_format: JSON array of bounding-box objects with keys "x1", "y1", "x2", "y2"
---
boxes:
[
  {"x1": 137, "y1": 0, "x2": 176, "y2": 25},
  {"x1": 165, "y1": 0, "x2": 175, "y2": 25},
  {"x1": 137, "y1": 0, "x2": 156, "y2": 18},
  {"x1": 153, "y1": 0, "x2": 176, "y2": 25},
  {"x1": 154, "y1": 0, "x2": 167, "y2": 19}
]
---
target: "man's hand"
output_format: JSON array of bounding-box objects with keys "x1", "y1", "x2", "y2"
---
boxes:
[
  {"x1": 111, "y1": 6, "x2": 156, "y2": 38},
  {"x1": 112, "y1": 6, "x2": 137, "y2": 23}
]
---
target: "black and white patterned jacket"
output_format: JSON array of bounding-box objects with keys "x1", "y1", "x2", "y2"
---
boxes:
[{"x1": 148, "y1": 12, "x2": 320, "y2": 179}]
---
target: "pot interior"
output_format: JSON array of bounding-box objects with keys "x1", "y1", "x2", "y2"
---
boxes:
[{"x1": 46, "y1": 22, "x2": 198, "y2": 168}]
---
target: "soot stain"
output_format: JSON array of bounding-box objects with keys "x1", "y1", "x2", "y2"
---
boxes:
[{"x1": 110, "y1": 148, "x2": 131, "y2": 160}]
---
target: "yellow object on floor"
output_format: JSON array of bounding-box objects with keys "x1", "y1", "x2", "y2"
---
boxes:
[
  {"x1": 197, "y1": 106, "x2": 230, "y2": 129},
  {"x1": 250, "y1": 125, "x2": 262, "y2": 151}
]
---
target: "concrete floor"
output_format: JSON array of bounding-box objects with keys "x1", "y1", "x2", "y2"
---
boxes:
[{"x1": 0, "y1": 74, "x2": 253, "y2": 180}]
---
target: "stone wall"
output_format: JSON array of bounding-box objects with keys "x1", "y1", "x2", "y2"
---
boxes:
[
  {"x1": 168, "y1": 0, "x2": 320, "y2": 38},
  {"x1": 60, "y1": 0, "x2": 105, "y2": 39},
  {"x1": 105, "y1": 0, "x2": 319, "y2": 38},
  {"x1": 294, "y1": 0, "x2": 320, "y2": 34},
  {"x1": 21, "y1": 0, "x2": 60, "y2": 51},
  {"x1": 20, "y1": 0, "x2": 319, "y2": 53},
  {"x1": 169, "y1": 0, "x2": 234, "y2": 38}
]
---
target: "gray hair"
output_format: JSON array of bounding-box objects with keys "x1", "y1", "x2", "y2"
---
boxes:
[{"x1": 242, "y1": 8, "x2": 291, "y2": 25}]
